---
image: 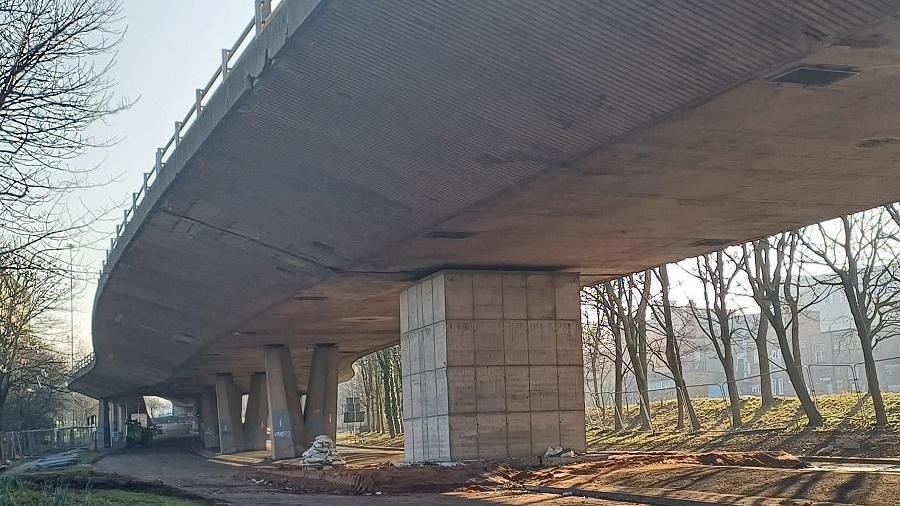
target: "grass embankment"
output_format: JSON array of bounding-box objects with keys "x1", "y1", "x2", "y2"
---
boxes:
[
  {"x1": 0, "y1": 476, "x2": 205, "y2": 506},
  {"x1": 588, "y1": 392, "x2": 900, "y2": 457},
  {"x1": 337, "y1": 431, "x2": 403, "y2": 449}
]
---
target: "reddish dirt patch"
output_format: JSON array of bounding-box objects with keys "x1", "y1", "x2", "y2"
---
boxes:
[
  {"x1": 257, "y1": 464, "x2": 511, "y2": 495},
  {"x1": 602, "y1": 451, "x2": 808, "y2": 470},
  {"x1": 254, "y1": 451, "x2": 806, "y2": 495}
]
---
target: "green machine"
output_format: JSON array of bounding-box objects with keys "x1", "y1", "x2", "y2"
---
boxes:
[{"x1": 125, "y1": 417, "x2": 153, "y2": 447}]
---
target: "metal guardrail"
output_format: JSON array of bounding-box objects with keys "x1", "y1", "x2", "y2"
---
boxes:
[
  {"x1": 99, "y1": 1, "x2": 275, "y2": 278},
  {"x1": 67, "y1": 352, "x2": 95, "y2": 382}
]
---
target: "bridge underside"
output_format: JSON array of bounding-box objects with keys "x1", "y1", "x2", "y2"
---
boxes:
[{"x1": 71, "y1": 0, "x2": 900, "y2": 412}]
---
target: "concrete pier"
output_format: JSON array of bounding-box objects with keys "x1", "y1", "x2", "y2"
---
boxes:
[
  {"x1": 200, "y1": 387, "x2": 219, "y2": 449},
  {"x1": 304, "y1": 344, "x2": 338, "y2": 442},
  {"x1": 116, "y1": 404, "x2": 126, "y2": 435},
  {"x1": 97, "y1": 399, "x2": 110, "y2": 449},
  {"x1": 401, "y1": 271, "x2": 585, "y2": 462},
  {"x1": 265, "y1": 345, "x2": 306, "y2": 459},
  {"x1": 243, "y1": 372, "x2": 269, "y2": 451},
  {"x1": 215, "y1": 373, "x2": 244, "y2": 454}
]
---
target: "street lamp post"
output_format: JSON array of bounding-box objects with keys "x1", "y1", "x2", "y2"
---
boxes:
[{"x1": 68, "y1": 243, "x2": 75, "y2": 426}]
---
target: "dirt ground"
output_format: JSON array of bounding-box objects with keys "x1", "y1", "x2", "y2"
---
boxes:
[
  {"x1": 73, "y1": 435, "x2": 900, "y2": 505},
  {"x1": 91, "y1": 436, "x2": 647, "y2": 505},
  {"x1": 256, "y1": 450, "x2": 900, "y2": 504}
]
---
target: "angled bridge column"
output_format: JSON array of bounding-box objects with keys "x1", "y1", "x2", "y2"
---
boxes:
[
  {"x1": 400, "y1": 271, "x2": 585, "y2": 463},
  {"x1": 215, "y1": 373, "x2": 244, "y2": 454},
  {"x1": 243, "y1": 372, "x2": 269, "y2": 451},
  {"x1": 200, "y1": 387, "x2": 219, "y2": 449},
  {"x1": 304, "y1": 344, "x2": 338, "y2": 442},
  {"x1": 265, "y1": 345, "x2": 306, "y2": 459}
]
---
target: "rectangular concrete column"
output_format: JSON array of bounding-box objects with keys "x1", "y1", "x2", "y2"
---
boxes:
[
  {"x1": 215, "y1": 373, "x2": 244, "y2": 454},
  {"x1": 110, "y1": 402, "x2": 119, "y2": 442},
  {"x1": 117, "y1": 404, "x2": 126, "y2": 436},
  {"x1": 243, "y1": 372, "x2": 269, "y2": 451},
  {"x1": 400, "y1": 271, "x2": 585, "y2": 462},
  {"x1": 200, "y1": 387, "x2": 219, "y2": 449},
  {"x1": 265, "y1": 345, "x2": 306, "y2": 459},
  {"x1": 97, "y1": 399, "x2": 110, "y2": 449},
  {"x1": 304, "y1": 344, "x2": 338, "y2": 442}
]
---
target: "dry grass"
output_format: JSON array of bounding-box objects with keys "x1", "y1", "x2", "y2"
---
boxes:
[
  {"x1": 337, "y1": 431, "x2": 404, "y2": 448},
  {"x1": 586, "y1": 392, "x2": 900, "y2": 456}
]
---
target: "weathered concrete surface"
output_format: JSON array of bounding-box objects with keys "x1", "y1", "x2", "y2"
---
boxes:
[
  {"x1": 71, "y1": 1, "x2": 900, "y2": 402},
  {"x1": 304, "y1": 344, "x2": 338, "y2": 442},
  {"x1": 215, "y1": 373, "x2": 244, "y2": 454},
  {"x1": 265, "y1": 345, "x2": 305, "y2": 460},
  {"x1": 242, "y1": 372, "x2": 268, "y2": 451},
  {"x1": 97, "y1": 400, "x2": 110, "y2": 449},
  {"x1": 402, "y1": 271, "x2": 584, "y2": 461},
  {"x1": 199, "y1": 387, "x2": 219, "y2": 450}
]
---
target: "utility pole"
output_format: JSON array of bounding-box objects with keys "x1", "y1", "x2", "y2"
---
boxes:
[
  {"x1": 68, "y1": 243, "x2": 76, "y2": 426},
  {"x1": 68, "y1": 243, "x2": 75, "y2": 365}
]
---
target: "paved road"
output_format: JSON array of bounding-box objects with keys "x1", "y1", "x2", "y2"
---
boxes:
[{"x1": 95, "y1": 436, "x2": 646, "y2": 505}]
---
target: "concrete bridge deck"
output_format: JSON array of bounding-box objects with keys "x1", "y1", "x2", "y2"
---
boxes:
[{"x1": 70, "y1": 0, "x2": 900, "y2": 461}]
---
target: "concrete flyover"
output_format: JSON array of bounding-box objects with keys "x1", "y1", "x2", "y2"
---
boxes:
[{"x1": 69, "y1": 0, "x2": 900, "y2": 461}]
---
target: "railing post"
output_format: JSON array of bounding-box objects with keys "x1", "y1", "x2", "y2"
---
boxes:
[
  {"x1": 195, "y1": 88, "x2": 204, "y2": 115},
  {"x1": 255, "y1": 0, "x2": 272, "y2": 33},
  {"x1": 221, "y1": 49, "x2": 231, "y2": 78},
  {"x1": 174, "y1": 121, "x2": 183, "y2": 148}
]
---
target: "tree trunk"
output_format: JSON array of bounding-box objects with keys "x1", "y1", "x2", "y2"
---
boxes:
[
  {"x1": 613, "y1": 329, "x2": 625, "y2": 431},
  {"x1": 657, "y1": 265, "x2": 700, "y2": 432},
  {"x1": 675, "y1": 388, "x2": 685, "y2": 430},
  {"x1": 771, "y1": 322, "x2": 823, "y2": 427},
  {"x1": 860, "y1": 338, "x2": 888, "y2": 427},
  {"x1": 590, "y1": 350, "x2": 601, "y2": 410},
  {"x1": 378, "y1": 352, "x2": 397, "y2": 438},
  {"x1": 755, "y1": 316, "x2": 775, "y2": 409},
  {"x1": 723, "y1": 344, "x2": 742, "y2": 429},
  {"x1": 676, "y1": 377, "x2": 700, "y2": 432}
]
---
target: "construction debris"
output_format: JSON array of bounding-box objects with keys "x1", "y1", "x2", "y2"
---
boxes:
[{"x1": 301, "y1": 435, "x2": 345, "y2": 467}]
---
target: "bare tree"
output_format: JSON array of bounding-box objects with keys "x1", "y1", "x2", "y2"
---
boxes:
[
  {"x1": 1, "y1": 0, "x2": 125, "y2": 259},
  {"x1": 802, "y1": 209, "x2": 900, "y2": 427},
  {"x1": 144, "y1": 397, "x2": 171, "y2": 418},
  {"x1": 738, "y1": 233, "x2": 823, "y2": 426},
  {"x1": 603, "y1": 273, "x2": 652, "y2": 431},
  {"x1": 347, "y1": 346, "x2": 403, "y2": 436},
  {"x1": 0, "y1": 251, "x2": 70, "y2": 430},
  {"x1": 688, "y1": 250, "x2": 743, "y2": 429},
  {"x1": 583, "y1": 286, "x2": 624, "y2": 429},
  {"x1": 650, "y1": 265, "x2": 700, "y2": 432}
]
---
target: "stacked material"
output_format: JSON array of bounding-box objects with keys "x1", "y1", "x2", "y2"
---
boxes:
[{"x1": 301, "y1": 435, "x2": 345, "y2": 466}]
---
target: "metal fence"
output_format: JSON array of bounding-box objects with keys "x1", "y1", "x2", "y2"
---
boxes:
[{"x1": 0, "y1": 427, "x2": 96, "y2": 462}]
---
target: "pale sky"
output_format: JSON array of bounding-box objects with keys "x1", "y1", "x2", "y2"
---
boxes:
[{"x1": 69, "y1": 1, "x2": 261, "y2": 354}]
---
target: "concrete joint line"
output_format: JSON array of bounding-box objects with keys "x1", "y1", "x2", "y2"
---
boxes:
[{"x1": 160, "y1": 209, "x2": 343, "y2": 274}]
